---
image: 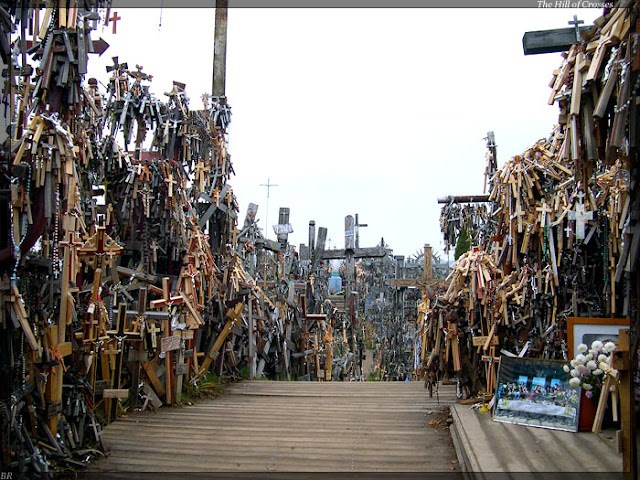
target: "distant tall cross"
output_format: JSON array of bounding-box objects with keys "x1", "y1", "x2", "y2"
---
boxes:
[{"x1": 260, "y1": 178, "x2": 278, "y2": 238}]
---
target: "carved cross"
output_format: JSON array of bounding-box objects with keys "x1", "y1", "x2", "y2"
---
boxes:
[{"x1": 77, "y1": 226, "x2": 124, "y2": 270}]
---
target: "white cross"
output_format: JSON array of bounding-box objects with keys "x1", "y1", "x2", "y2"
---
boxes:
[{"x1": 568, "y1": 199, "x2": 593, "y2": 240}]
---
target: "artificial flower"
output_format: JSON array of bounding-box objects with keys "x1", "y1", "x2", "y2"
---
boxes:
[
  {"x1": 569, "y1": 377, "x2": 581, "y2": 387},
  {"x1": 575, "y1": 354, "x2": 587, "y2": 364},
  {"x1": 583, "y1": 384, "x2": 593, "y2": 391},
  {"x1": 563, "y1": 365, "x2": 570, "y2": 373},
  {"x1": 592, "y1": 369, "x2": 603, "y2": 376},
  {"x1": 591, "y1": 340, "x2": 604, "y2": 351},
  {"x1": 586, "y1": 360, "x2": 597, "y2": 370},
  {"x1": 585, "y1": 390, "x2": 593, "y2": 398},
  {"x1": 598, "y1": 354, "x2": 608, "y2": 363},
  {"x1": 604, "y1": 342, "x2": 616, "y2": 353},
  {"x1": 577, "y1": 343, "x2": 588, "y2": 353}
]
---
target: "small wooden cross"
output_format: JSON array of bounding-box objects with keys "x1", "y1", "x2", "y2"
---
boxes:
[
  {"x1": 150, "y1": 277, "x2": 185, "y2": 310},
  {"x1": 59, "y1": 230, "x2": 84, "y2": 281},
  {"x1": 107, "y1": 10, "x2": 121, "y2": 34},
  {"x1": 164, "y1": 172, "x2": 177, "y2": 198},
  {"x1": 536, "y1": 201, "x2": 552, "y2": 228},
  {"x1": 195, "y1": 161, "x2": 210, "y2": 192}
]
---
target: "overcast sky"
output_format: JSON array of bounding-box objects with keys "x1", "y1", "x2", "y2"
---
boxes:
[{"x1": 87, "y1": 7, "x2": 602, "y2": 261}]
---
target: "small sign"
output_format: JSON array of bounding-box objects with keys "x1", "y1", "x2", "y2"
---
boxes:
[
  {"x1": 103, "y1": 389, "x2": 129, "y2": 399},
  {"x1": 472, "y1": 336, "x2": 499, "y2": 347},
  {"x1": 161, "y1": 335, "x2": 181, "y2": 353},
  {"x1": 175, "y1": 363, "x2": 188, "y2": 375}
]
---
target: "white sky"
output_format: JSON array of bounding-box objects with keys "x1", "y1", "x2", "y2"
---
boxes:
[{"x1": 87, "y1": 7, "x2": 602, "y2": 261}]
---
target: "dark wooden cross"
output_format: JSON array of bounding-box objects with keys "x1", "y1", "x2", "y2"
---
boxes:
[
  {"x1": 105, "y1": 303, "x2": 142, "y2": 421},
  {"x1": 321, "y1": 215, "x2": 387, "y2": 378}
]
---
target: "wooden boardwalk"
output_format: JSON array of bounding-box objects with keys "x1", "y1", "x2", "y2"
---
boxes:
[{"x1": 90, "y1": 381, "x2": 459, "y2": 473}]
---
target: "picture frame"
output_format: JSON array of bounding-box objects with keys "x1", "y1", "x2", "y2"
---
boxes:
[
  {"x1": 492, "y1": 356, "x2": 581, "y2": 433},
  {"x1": 566, "y1": 317, "x2": 630, "y2": 359}
]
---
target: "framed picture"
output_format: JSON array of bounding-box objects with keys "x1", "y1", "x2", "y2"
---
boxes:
[
  {"x1": 492, "y1": 356, "x2": 581, "y2": 432},
  {"x1": 566, "y1": 317, "x2": 630, "y2": 359}
]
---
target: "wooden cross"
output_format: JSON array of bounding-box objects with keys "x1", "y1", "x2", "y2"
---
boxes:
[
  {"x1": 59, "y1": 229, "x2": 83, "y2": 282},
  {"x1": 104, "y1": 303, "x2": 142, "y2": 420},
  {"x1": 77, "y1": 226, "x2": 124, "y2": 270},
  {"x1": 107, "y1": 10, "x2": 121, "y2": 34},
  {"x1": 535, "y1": 201, "x2": 552, "y2": 228},
  {"x1": 195, "y1": 161, "x2": 210, "y2": 192},
  {"x1": 164, "y1": 172, "x2": 177, "y2": 198},
  {"x1": 149, "y1": 277, "x2": 185, "y2": 405},
  {"x1": 568, "y1": 195, "x2": 593, "y2": 240}
]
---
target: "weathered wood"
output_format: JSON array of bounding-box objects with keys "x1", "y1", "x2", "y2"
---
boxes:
[
  {"x1": 523, "y1": 26, "x2": 590, "y2": 55},
  {"x1": 92, "y1": 382, "x2": 458, "y2": 473}
]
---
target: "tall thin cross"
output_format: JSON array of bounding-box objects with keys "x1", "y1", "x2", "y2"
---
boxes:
[
  {"x1": 568, "y1": 15, "x2": 583, "y2": 43},
  {"x1": 260, "y1": 178, "x2": 278, "y2": 238}
]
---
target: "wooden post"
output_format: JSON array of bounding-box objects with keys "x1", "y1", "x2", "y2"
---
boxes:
[
  {"x1": 248, "y1": 297, "x2": 256, "y2": 379},
  {"x1": 212, "y1": 0, "x2": 228, "y2": 97},
  {"x1": 423, "y1": 244, "x2": 433, "y2": 283},
  {"x1": 614, "y1": 329, "x2": 637, "y2": 478}
]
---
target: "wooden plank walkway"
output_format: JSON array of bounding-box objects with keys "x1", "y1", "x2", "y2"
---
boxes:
[{"x1": 90, "y1": 381, "x2": 459, "y2": 473}]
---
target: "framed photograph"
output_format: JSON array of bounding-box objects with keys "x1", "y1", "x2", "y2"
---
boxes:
[
  {"x1": 492, "y1": 356, "x2": 581, "y2": 432},
  {"x1": 566, "y1": 317, "x2": 630, "y2": 359}
]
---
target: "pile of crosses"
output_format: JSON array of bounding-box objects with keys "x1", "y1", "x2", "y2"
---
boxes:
[
  {"x1": 0, "y1": 5, "x2": 394, "y2": 477},
  {"x1": 428, "y1": 2, "x2": 639, "y2": 399}
]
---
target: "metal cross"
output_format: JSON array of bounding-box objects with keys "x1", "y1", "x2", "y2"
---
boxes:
[
  {"x1": 568, "y1": 15, "x2": 584, "y2": 43},
  {"x1": 259, "y1": 178, "x2": 278, "y2": 238}
]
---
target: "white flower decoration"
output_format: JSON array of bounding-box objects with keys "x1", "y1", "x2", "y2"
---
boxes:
[
  {"x1": 598, "y1": 362, "x2": 610, "y2": 372},
  {"x1": 583, "y1": 384, "x2": 593, "y2": 391},
  {"x1": 570, "y1": 359, "x2": 577, "y2": 368},
  {"x1": 563, "y1": 365, "x2": 570, "y2": 373},
  {"x1": 570, "y1": 369, "x2": 579, "y2": 378},
  {"x1": 586, "y1": 360, "x2": 598, "y2": 370},
  {"x1": 585, "y1": 353, "x2": 594, "y2": 361},
  {"x1": 578, "y1": 344, "x2": 588, "y2": 353},
  {"x1": 575, "y1": 354, "x2": 587, "y2": 364},
  {"x1": 591, "y1": 340, "x2": 604, "y2": 351},
  {"x1": 569, "y1": 377, "x2": 581, "y2": 387},
  {"x1": 604, "y1": 342, "x2": 616, "y2": 353},
  {"x1": 598, "y1": 354, "x2": 608, "y2": 363},
  {"x1": 592, "y1": 369, "x2": 603, "y2": 376}
]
